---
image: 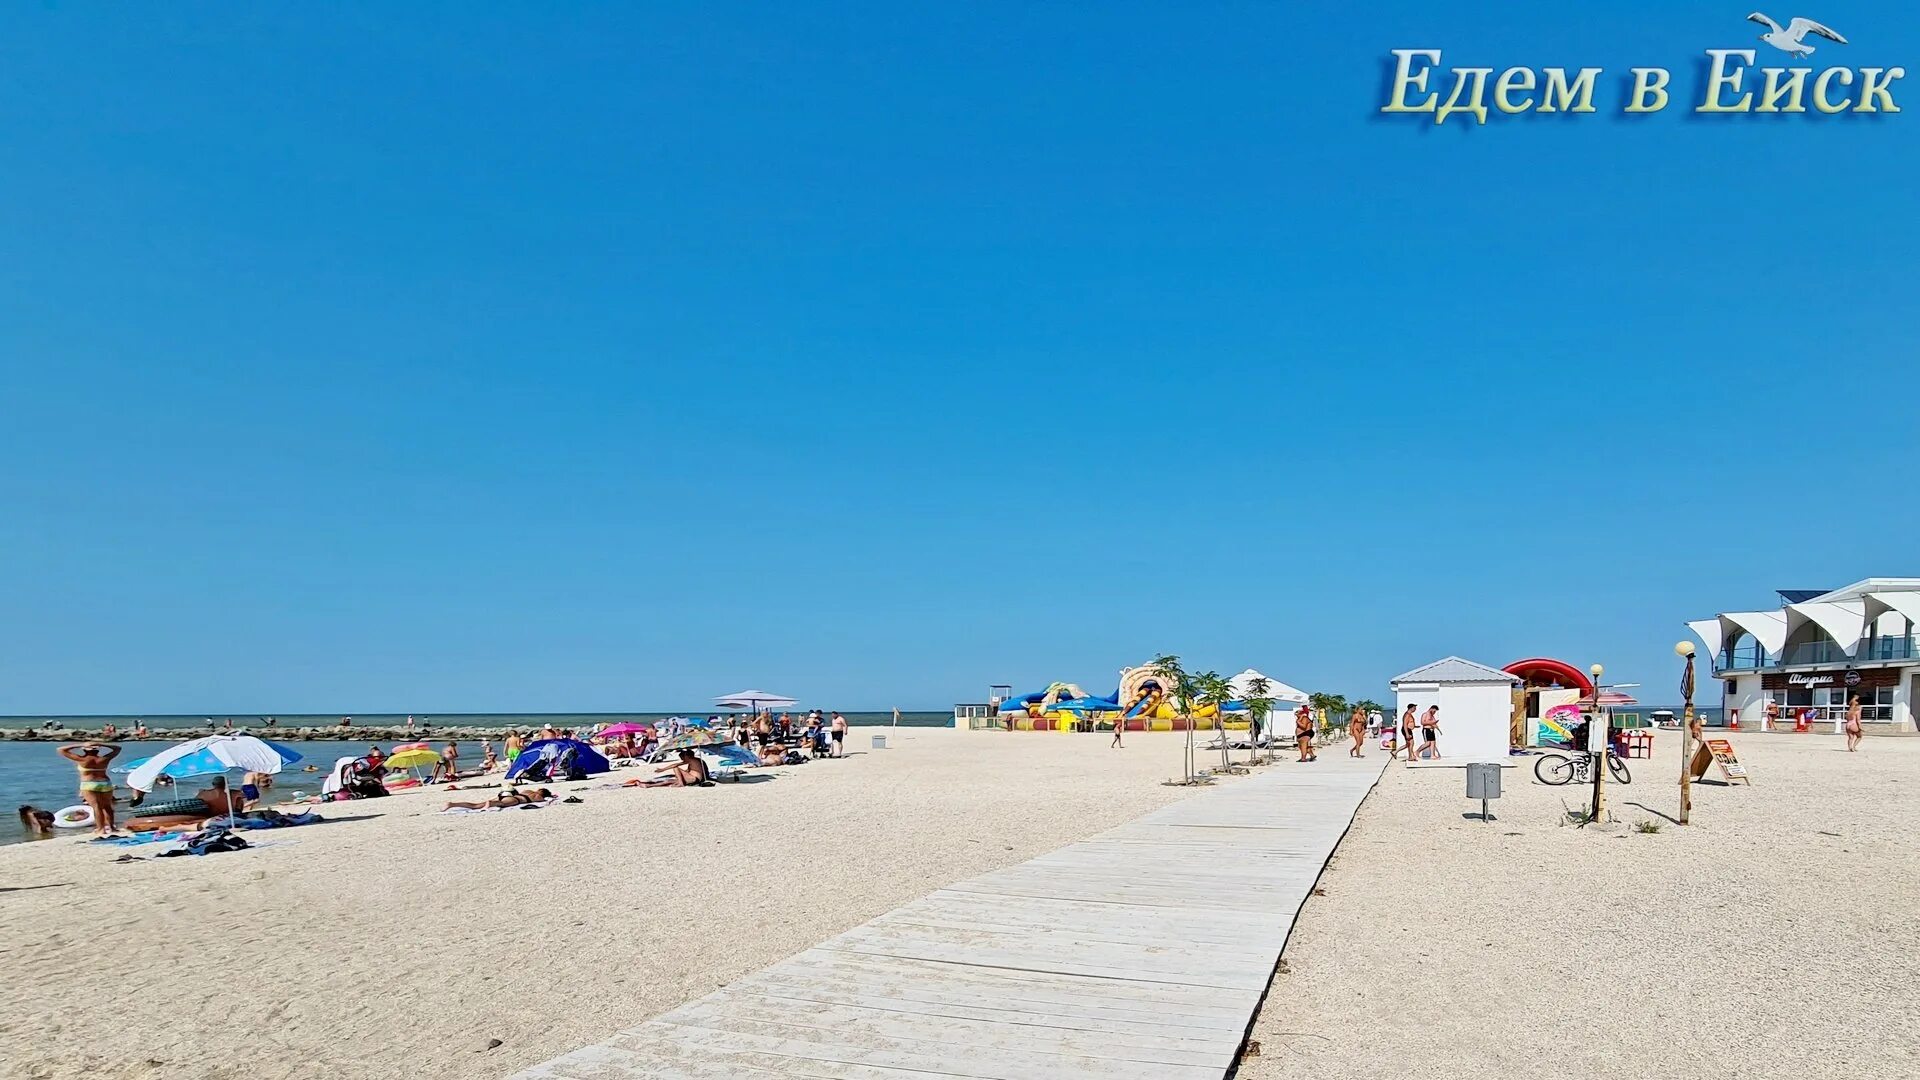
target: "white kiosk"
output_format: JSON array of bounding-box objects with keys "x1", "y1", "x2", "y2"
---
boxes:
[{"x1": 1390, "y1": 656, "x2": 1521, "y2": 765}]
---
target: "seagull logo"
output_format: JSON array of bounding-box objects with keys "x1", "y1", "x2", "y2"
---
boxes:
[{"x1": 1746, "y1": 12, "x2": 1848, "y2": 57}]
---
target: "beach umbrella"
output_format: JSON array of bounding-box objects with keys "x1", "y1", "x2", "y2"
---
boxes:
[
  {"x1": 124, "y1": 735, "x2": 300, "y2": 793},
  {"x1": 714, "y1": 690, "x2": 797, "y2": 712},
  {"x1": 596, "y1": 722, "x2": 653, "y2": 738},
  {"x1": 382, "y1": 748, "x2": 442, "y2": 771},
  {"x1": 657, "y1": 728, "x2": 722, "y2": 753}
]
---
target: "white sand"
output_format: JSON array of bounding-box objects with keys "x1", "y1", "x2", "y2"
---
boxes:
[
  {"x1": 0, "y1": 729, "x2": 1243, "y2": 1080},
  {"x1": 1240, "y1": 732, "x2": 1920, "y2": 1080}
]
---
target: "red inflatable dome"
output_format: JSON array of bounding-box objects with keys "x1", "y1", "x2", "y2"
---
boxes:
[{"x1": 1504, "y1": 657, "x2": 1594, "y2": 697}]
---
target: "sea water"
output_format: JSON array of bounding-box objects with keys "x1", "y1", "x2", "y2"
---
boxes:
[{"x1": 0, "y1": 712, "x2": 952, "y2": 847}]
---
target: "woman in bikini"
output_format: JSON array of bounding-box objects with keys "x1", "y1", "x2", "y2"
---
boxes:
[
  {"x1": 1348, "y1": 706, "x2": 1367, "y2": 758},
  {"x1": 443, "y1": 787, "x2": 551, "y2": 811},
  {"x1": 57, "y1": 742, "x2": 122, "y2": 837},
  {"x1": 1844, "y1": 694, "x2": 1863, "y2": 752}
]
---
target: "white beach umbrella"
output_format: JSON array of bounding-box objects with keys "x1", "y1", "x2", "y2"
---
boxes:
[
  {"x1": 713, "y1": 690, "x2": 798, "y2": 712},
  {"x1": 126, "y1": 735, "x2": 294, "y2": 794}
]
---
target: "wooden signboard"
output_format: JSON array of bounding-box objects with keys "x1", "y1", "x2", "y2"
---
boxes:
[{"x1": 1690, "y1": 738, "x2": 1750, "y2": 785}]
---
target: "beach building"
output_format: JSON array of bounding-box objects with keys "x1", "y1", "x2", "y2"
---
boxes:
[
  {"x1": 1686, "y1": 578, "x2": 1920, "y2": 732},
  {"x1": 1388, "y1": 656, "x2": 1521, "y2": 764}
]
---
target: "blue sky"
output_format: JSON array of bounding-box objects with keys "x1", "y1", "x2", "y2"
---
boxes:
[{"x1": 1, "y1": 3, "x2": 1913, "y2": 714}]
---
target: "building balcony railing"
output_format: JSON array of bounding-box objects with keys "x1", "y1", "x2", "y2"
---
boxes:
[{"x1": 1716, "y1": 635, "x2": 1917, "y2": 672}]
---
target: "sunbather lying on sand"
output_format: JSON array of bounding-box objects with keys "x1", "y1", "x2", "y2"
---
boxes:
[{"x1": 442, "y1": 787, "x2": 551, "y2": 811}]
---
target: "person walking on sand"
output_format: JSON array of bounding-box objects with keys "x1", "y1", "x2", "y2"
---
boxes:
[
  {"x1": 1294, "y1": 705, "x2": 1316, "y2": 762},
  {"x1": 1845, "y1": 695, "x2": 1863, "y2": 752},
  {"x1": 1348, "y1": 706, "x2": 1367, "y2": 758},
  {"x1": 503, "y1": 730, "x2": 524, "y2": 770},
  {"x1": 58, "y1": 742, "x2": 122, "y2": 836},
  {"x1": 830, "y1": 711, "x2": 848, "y2": 757},
  {"x1": 1110, "y1": 716, "x2": 1124, "y2": 748},
  {"x1": 1420, "y1": 705, "x2": 1441, "y2": 760},
  {"x1": 1398, "y1": 704, "x2": 1417, "y2": 763},
  {"x1": 1764, "y1": 698, "x2": 1780, "y2": 732}
]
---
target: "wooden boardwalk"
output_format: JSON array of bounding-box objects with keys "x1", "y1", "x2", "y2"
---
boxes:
[{"x1": 511, "y1": 755, "x2": 1386, "y2": 1080}]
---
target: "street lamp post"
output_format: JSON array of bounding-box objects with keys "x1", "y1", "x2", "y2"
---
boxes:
[
  {"x1": 1676, "y1": 640, "x2": 1696, "y2": 825},
  {"x1": 1588, "y1": 662, "x2": 1606, "y2": 824}
]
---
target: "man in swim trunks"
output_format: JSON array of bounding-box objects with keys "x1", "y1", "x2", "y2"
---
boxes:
[
  {"x1": 646, "y1": 749, "x2": 711, "y2": 787},
  {"x1": 58, "y1": 742, "x2": 121, "y2": 837},
  {"x1": 830, "y1": 711, "x2": 848, "y2": 757},
  {"x1": 1421, "y1": 705, "x2": 1441, "y2": 759},
  {"x1": 1394, "y1": 704, "x2": 1417, "y2": 761},
  {"x1": 1294, "y1": 706, "x2": 1316, "y2": 762}
]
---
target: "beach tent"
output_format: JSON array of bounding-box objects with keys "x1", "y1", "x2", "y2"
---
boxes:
[
  {"x1": 506, "y1": 738, "x2": 609, "y2": 780},
  {"x1": 714, "y1": 690, "x2": 798, "y2": 712},
  {"x1": 1228, "y1": 669, "x2": 1309, "y2": 705},
  {"x1": 1389, "y1": 656, "x2": 1521, "y2": 765}
]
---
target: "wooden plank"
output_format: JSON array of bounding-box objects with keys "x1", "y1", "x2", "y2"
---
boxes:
[{"x1": 508, "y1": 757, "x2": 1386, "y2": 1080}]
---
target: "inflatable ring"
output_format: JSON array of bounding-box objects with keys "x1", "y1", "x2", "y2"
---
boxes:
[
  {"x1": 54, "y1": 804, "x2": 95, "y2": 829},
  {"x1": 130, "y1": 797, "x2": 211, "y2": 820}
]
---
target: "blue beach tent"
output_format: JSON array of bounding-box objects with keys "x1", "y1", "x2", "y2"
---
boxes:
[{"x1": 505, "y1": 738, "x2": 609, "y2": 780}]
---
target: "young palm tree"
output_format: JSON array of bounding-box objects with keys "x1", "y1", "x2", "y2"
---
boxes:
[
  {"x1": 1194, "y1": 670, "x2": 1235, "y2": 771},
  {"x1": 1241, "y1": 676, "x2": 1275, "y2": 765},
  {"x1": 1149, "y1": 653, "x2": 1198, "y2": 782}
]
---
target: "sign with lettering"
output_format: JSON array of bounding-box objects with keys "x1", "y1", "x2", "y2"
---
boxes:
[
  {"x1": 1379, "y1": 14, "x2": 1907, "y2": 125},
  {"x1": 1690, "y1": 738, "x2": 1751, "y2": 785},
  {"x1": 1764, "y1": 669, "x2": 1897, "y2": 691}
]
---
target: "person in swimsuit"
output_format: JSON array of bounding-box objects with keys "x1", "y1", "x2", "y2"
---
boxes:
[
  {"x1": 1348, "y1": 706, "x2": 1367, "y2": 758},
  {"x1": 1845, "y1": 694, "x2": 1863, "y2": 752},
  {"x1": 1395, "y1": 704, "x2": 1417, "y2": 761},
  {"x1": 58, "y1": 742, "x2": 121, "y2": 837},
  {"x1": 1764, "y1": 699, "x2": 1781, "y2": 731},
  {"x1": 644, "y1": 749, "x2": 711, "y2": 787},
  {"x1": 443, "y1": 786, "x2": 551, "y2": 811},
  {"x1": 1420, "y1": 705, "x2": 1441, "y2": 760},
  {"x1": 434, "y1": 740, "x2": 460, "y2": 782},
  {"x1": 1294, "y1": 706, "x2": 1316, "y2": 762},
  {"x1": 17, "y1": 805, "x2": 55, "y2": 837},
  {"x1": 830, "y1": 712, "x2": 848, "y2": 757},
  {"x1": 503, "y1": 730, "x2": 524, "y2": 770}
]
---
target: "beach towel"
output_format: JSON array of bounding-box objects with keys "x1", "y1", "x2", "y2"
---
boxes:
[{"x1": 90, "y1": 831, "x2": 187, "y2": 847}]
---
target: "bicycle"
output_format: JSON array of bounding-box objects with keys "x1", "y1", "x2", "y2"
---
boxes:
[{"x1": 1533, "y1": 746, "x2": 1631, "y2": 785}]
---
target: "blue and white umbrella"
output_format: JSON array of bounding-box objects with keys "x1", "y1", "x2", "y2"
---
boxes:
[{"x1": 122, "y1": 735, "x2": 302, "y2": 794}]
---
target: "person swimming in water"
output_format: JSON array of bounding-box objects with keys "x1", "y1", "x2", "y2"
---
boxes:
[{"x1": 57, "y1": 742, "x2": 122, "y2": 837}]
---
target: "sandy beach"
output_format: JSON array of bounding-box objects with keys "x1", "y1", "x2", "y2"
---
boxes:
[
  {"x1": 10, "y1": 729, "x2": 1916, "y2": 1080},
  {"x1": 0, "y1": 729, "x2": 1242, "y2": 1080},
  {"x1": 1240, "y1": 732, "x2": 1920, "y2": 1080}
]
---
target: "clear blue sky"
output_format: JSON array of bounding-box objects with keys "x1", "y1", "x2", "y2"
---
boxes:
[{"x1": 2, "y1": 3, "x2": 1913, "y2": 714}]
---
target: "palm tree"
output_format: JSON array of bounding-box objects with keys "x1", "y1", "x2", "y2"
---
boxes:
[
  {"x1": 1241, "y1": 676, "x2": 1275, "y2": 764},
  {"x1": 1149, "y1": 653, "x2": 1198, "y2": 782},
  {"x1": 1194, "y1": 670, "x2": 1236, "y2": 771}
]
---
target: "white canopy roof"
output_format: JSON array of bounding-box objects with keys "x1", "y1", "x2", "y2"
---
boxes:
[
  {"x1": 1865, "y1": 590, "x2": 1920, "y2": 627},
  {"x1": 714, "y1": 689, "x2": 798, "y2": 711},
  {"x1": 1229, "y1": 669, "x2": 1309, "y2": 704},
  {"x1": 1719, "y1": 610, "x2": 1788, "y2": 657},
  {"x1": 1786, "y1": 600, "x2": 1866, "y2": 656}
]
